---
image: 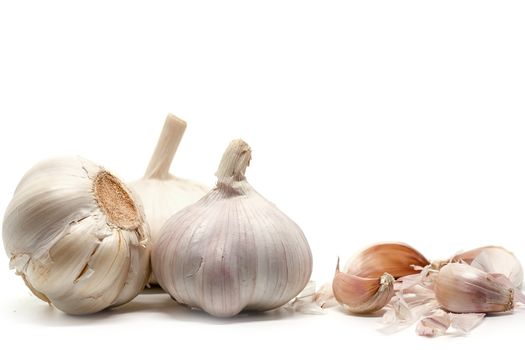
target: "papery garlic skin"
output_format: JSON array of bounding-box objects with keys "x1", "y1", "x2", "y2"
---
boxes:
[
  {"x1": 153, "y1": 139, "x2": 313, "y2": 317},
  {"x1": 130, "y1": 115, "x2": 207, "y2": 284},
  {"x1": 435, "y1": 263, "x2": 516, "y2": 313},
  {"x1": 3, "y1": 157, "x2": 150, "y2": 314}
]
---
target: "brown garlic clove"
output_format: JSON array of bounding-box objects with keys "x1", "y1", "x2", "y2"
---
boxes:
[
  {"x1": 346, "y1": 242, "x2": 430, "y2": 277},
  {"x1": 435, "y1": 263, "x2": 520, "y2": 314}
]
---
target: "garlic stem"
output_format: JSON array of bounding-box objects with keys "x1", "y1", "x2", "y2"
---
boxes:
[
  {"x1": 144, "y1": 114, "x2": 187, "y2": 179},
  {"x1": 215, "y1": 139, "x2": 252, "y2": 183}
]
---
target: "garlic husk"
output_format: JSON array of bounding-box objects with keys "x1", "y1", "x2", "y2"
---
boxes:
[
  {"x1": 152, "y1": 139, "x2": 313, "y2": 317},
  {"x1": 314, "y1": 282, "x2": 339, "y2": 309},
  {"x1": 434, "y1": 263, "x2": 522, "y2": 313},
  {"x1": 415, "y1": 309, "x2": 485, "y2": 337},
  {"x1": 130, "y1": 114, "x2": 208, "y2": 284},
  {"x1": 2, "y1": 157, "x2": 151, "y2": 314},
  {"x1": 451, "y1": 246, "x2": 523, "y2": 288},
  {"x1": 332, "y1": 242, "x2": 429, "y2": 314},
  {"x1": 333, "y1": 259, "x2": 395, "y2": 314}
]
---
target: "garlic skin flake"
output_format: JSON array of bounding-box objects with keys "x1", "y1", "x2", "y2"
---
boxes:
[
  {"x1": 153, "y1": 139, "x2": 313, "y2": 317},
  {"x1": 130, "y1": 114, "x2": 208, "y2": 284},
  {"x1": 3, "y1": 157, "x2": 151, "y2": 314},
  {"x1": 435, "y1": 263, "x2": 522, "y2": 314}
]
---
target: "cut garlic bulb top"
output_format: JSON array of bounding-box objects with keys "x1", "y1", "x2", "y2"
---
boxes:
[
  {"x1": 153, "y1": 139, "x2": 313, "y2": 317},
  {"x1": 2, "y1": 157, "x2": 151, "y2": 314},
  {"x1": 130, "y1": 114, "x2": 208, "y2": 284}
]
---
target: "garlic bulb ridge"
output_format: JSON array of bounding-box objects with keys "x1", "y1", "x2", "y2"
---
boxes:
[
  {"x1": 3, "y1": 157, "x2": 151, "y2": 314},
  {"x1": 153, "y1": 139, "x2": 313, "y2": 317}
]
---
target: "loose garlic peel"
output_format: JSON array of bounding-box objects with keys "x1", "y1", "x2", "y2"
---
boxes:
[
  {"x1": 2, "y1": 157, "x2": 151, "y2": 314},
  {"x1": 153, "y1": 139, "x2": 313, "y2": 317},
  {"x1": 130, "y1": 114, "x2": 208, "y2": 284},
  {"x1": 333, "y1": 243, "x2": 429, "y2": 314}
]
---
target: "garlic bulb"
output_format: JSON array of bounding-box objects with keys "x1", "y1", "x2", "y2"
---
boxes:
[
  {"x1": 333, "y1": 243, "x2": 429, "y2": 314},
  {"x1": 451, "y1": 246, "x2": 523, "y2": 288},
  {"x1": 130, "y1": 114, "x2": 208, "y2": 283},
  {"x1": 2, "y1": 157, "x2": 151, "y2": 314},
  {"x1": 152, "y1": 139, "x2": 313, "y2": 317},
  {"x1": 435, "y1": 263, "x2": 525, "y2": 313}
]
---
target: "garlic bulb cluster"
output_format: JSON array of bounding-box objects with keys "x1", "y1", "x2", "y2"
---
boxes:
[
  {"x1": 2, "y1": 157, "x2": 151, "y2": 314},
  {"x1": 332, "y1": 243, "x2": 429, "y2": 314},
  {"x1": 130, "y1": 114, "x2": 208, "y2": 284},
  {"x1": 153, "y1": 139, "x2": 313, "y2": 317},
  {"x1": 434, "y1": 263, "x2": 524, "y2": 313}
]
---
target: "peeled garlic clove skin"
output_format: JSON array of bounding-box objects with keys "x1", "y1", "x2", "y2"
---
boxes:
[
  {"x1": 130, "y1": 115, "x2": 207, "y2": 284},
  {"x1": 345, "y1": 242, "x2": 429, "y2": 278},
  {"x1": 153, "y1": 139, "x2": 313, "y2": 317},
  {"x1": 332, "y1": 260, "x2": 395, "y2": 314},
  {"x1": 452, "y1": 246, "x2": 523, "y2": 288},
  {"x1": 3, "y1": 157, "x2": 151, "y2": 314},
  {"x1": 435, "y1": 263, "x2": 515, "y2": 314}
]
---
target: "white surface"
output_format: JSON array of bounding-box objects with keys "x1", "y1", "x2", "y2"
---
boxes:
[{"x1": 1, "y1": 0, "x2": 524, "y2": 348}]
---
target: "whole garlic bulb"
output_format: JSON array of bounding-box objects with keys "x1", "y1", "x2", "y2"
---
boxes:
[
  {"x1": 130, "y1": 114, "x2": 207, "y2": 284},
  {"x1": 2, "y1": 157, "x2": 151, "y2": 315},
  {"x1": 153, "y1": 139, "x2": 313, "y2": 317}
]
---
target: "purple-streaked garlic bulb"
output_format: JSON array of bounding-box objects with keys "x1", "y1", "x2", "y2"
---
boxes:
[{"x1": 152, "y1": 139, "x2": 313, "y2": 317}]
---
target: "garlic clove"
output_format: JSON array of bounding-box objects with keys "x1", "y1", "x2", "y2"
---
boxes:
[
  {"x1": 345, "y1": 242, "x2": 430, "y2": 277},
  {"x1": 130, "y1": 114, "x2": 208, "y2": 285},
  {"x1": 332, "y1": 242, "x2": 429, "y2": 314},
  {"x1": 332, "y1": 259, "x2": 395, "y2": 314},
  {"x1": 434, "y1": 263, "x2": 520, "y2": 314},
  {"x1": 152, "y1": 139, "x2": 313, "y2": 317},
  {"x1": 3, "y1": 157, "x2": 151, "y2": 314},
  {"x1": 451, "y1": 246, "x2": 523, "y2": 288}
]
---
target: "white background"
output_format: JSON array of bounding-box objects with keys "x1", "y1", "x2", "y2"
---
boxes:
[{"x1": 1, "y1": 0, "x2": 524, "y2": 348}]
